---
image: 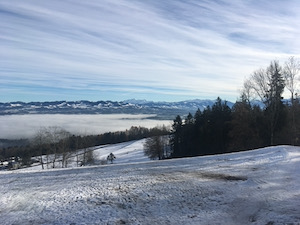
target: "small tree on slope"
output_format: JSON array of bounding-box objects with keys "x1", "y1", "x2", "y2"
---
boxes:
[{"x1": 144, "y1": 136, "x2": 166, "y2": 160}]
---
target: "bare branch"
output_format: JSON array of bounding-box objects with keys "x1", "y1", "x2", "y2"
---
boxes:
[{"x1": 283, "y1": 56, "x2": 300, "y2": 100}]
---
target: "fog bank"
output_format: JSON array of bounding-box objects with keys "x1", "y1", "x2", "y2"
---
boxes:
[{"x1": 0, "y1": 114, "x2": 171, "y2": 139}]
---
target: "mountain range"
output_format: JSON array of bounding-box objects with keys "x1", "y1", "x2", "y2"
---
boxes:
[{"x1": 0, "y1": 99, "x2": 235, "y2": 119}]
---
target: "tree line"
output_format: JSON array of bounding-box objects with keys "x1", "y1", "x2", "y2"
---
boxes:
[
  {"x1": 0, "y1": 125, "x2": 169, "y2": 168},
  {"x1": 168, "y1": 57, "x2": 300, "y2": 158},
  {"x1": 2, "y1": 57, "x2": 299, "y2": 165}
]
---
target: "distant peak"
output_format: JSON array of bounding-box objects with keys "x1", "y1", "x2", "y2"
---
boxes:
[{"x1": 123, "y1": 99, "x2": 152, "y2": 104}]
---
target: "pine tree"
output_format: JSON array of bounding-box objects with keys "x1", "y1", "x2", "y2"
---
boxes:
[
  {"x1": 209, "y1": 98, "x2": 232, "y2": 154},
  {"x1": 264, "y1": 61, "x2": 286, "y2": 145},
  {"x1": 170, "y1": 115, "x2": 183, "y2": 157},
  {"x1": 229, "y1": 96, "x2": 263, "y2": 151}
]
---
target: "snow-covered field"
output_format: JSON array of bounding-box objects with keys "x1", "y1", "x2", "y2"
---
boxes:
[
  {"x1": 23, "y1": 139, "x2": 151, "y2": 170},
  {"x1": 0, "y1": 141, "x2": 300, "y2": 225}
]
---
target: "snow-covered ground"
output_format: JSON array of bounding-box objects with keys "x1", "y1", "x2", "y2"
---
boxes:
[
  {"x1": 22, "y1": 139, "x2": 150, "y2": 171},
  {"x1": 0, "y1": 142, "x2": 299, "y2": 225}
]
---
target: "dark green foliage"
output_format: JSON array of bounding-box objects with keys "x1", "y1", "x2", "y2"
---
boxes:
[
  {"x1": 264, "y1": 61, "x2": 286, "y2": 145},
  {"x1": 229, "y1": 99, "x2": 264, "y2": 151},
  {"x1": 170, "y1": 92, "x2": 299, "y2": 158},
  {"x1": 170, "y1": 98, "x2": 232, "y2": 157},
  {"x1": 170, "y1": 115, "x2": 183, "y2": 157}
]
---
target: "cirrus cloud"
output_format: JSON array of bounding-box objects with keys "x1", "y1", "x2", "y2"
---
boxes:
[{"x1": 1, "y1": 0, "x2": 299, "y2": 102}]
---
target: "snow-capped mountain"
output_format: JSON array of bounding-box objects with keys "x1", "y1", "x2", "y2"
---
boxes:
[{"x1": 0, "y1": 99, "x2": 235, "y2": 118}]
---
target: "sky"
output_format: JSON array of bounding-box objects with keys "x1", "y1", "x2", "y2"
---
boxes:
[{"x1": 1, "y1": 0, "x2": 300, "y2": 103}]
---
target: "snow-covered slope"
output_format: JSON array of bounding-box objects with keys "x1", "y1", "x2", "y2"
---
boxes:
[
  {"x1": 0, "y1": 145, "x2": 299, "y2": 225},
  {"x1": 22, "y1": 139, "x2": 150, "y2": 171},
  {"x1": 93, "y1": 139, "x2": 150, "y2": 165}
]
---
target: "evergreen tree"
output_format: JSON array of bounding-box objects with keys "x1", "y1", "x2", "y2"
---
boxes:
[
  {"x1": 193, "y1": 108, "x2": 205, "y2": 155},
  {"x1": 264, "y1": 61, "x2": 286, "y2": 145},
  {"x1": 185, "y1": 113, "x2": 194, "y2": 125},
  {"x1": 209, "y1": 98, "x2": 232, "y2": 154},
  {"x1": 182, "y1": 113, "x2": 196, "y2": 156},
  {"x1": 170, "y1": 98, "x2": 232, "y2": 158},
  {"x1": 170, "y1": 115, "x2": 183, "y2": 157},
  {"x1": 229, "y1": 96, "x2": 263, "y2": 151}
]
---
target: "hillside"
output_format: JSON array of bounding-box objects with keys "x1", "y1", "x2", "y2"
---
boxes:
[
  {"x1": 0, "y1": 143, "x2": 299, "y2": 225},
  {"x1": 23, "y1": 139, "x2": 151, "y2": 170}
]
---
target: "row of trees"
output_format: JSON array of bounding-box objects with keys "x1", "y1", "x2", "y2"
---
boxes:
[
  {"x1": 170, "y1": 57, "x2": 300, "y2": 158},
  {"x1": 170, "y1": 98, "x2": 232, "y2": 157},
  {"x1": 242, "y1": 57, "x2": 300, "y2": 145},
  {"x1": 0, "y1": 125, "x2": 169, "y2": 168}
]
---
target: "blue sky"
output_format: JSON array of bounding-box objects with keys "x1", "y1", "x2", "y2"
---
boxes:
[{"x1": 1, "y1": 0, "x2": 299, "y2": 102}]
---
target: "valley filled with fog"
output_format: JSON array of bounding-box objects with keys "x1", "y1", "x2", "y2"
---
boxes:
[{"x1": 0, "y1": 114, "x2": 171, "y2": 139}]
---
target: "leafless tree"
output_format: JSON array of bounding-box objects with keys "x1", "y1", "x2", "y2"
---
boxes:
[
  {"x1": 73, "y1": 136, "x2": 81, "y2": 167},
  {"x1": 32, "y1": 127, "x2": 48, "y2": 169},
  {"x1": 144, "y1": 136, "x2": 168, "y2": 160},
  {"x1": 283, "y1": 56, "x2": 300, "y2": 102},
  {"x1": 245, "y1": 68, "x2": 270, "y2": 103},
  {"x1": 241, "y1": 78, "x2": 256, "y2": 103},
  {"x1": 78, "y1": 148, "x2": 95, "y2": 166},
  {"x1": 59, "y1": 130, "x2": 71, "y2": 168},
  {"x1": 242, "y1": 61, "x2": 285, "y2": 145},
  {"x1": 42, "y1": 126, "x2": 70, "y2": 168},
  {"x1": 283, "y1": 56, "x2": 300, "y2": 144}
]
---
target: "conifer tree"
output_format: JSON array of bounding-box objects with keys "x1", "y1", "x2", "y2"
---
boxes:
[
  {"x1": 264, "y1": 61, "x2": 286, "y2": 145},
  {"x1": 170, "y1": 115, "x2": 183, "y2": 157}
]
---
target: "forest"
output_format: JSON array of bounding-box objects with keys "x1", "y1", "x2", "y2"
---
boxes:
[{"x1": 170, "y1": 58, "x2": 300, "y2": 158}]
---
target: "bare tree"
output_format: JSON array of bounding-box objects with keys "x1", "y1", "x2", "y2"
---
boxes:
[
  {"x1": 47, "y1": 127, "x2": 60, "y2": 168},
  {"x1": 86, "y1": 150, "x2": 95, "y2": 165},
  {"x1": 32, "y1": 127, "x2": 48, "y2": 169},
  {"x1": 59, "y1": 130, "x2": 71, "y2": 168},
  {"x1": 245, "y1": 68, "x2": 270, "y2": 103},
  {"x1": 43, "y1": 127, "x2": 70, "y2": 168},
  {"x1": 73, "y1": 136, "x2": 82, "y2": 167},
  {"x1": 144, "y1": 136, "x2": 167, "y2": 160},
  {"x1": 33, "y1": 126, "x2": 73, "y2": 168},
  {"x1": 240, "y1": 78, "x2": 257, "y2": 103},
  {"x1": 283, "y1": 56, "x2": 300, "y2": 144},
  {"x1": 77, "y1": 135, "x2": 95, "y2": 166},
  {"x1": 283, "y1": 56, "x2": 300, "y2": 102},
  {"x1": 242, "y1": 61, "x2": 285, "y2": 145},
  {"x1": 78, "y1": 148, "x2": 95, "y2": 166}
]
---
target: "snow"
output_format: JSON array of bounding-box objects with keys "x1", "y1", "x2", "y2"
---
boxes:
[
  {"x1": 0, "y1": 143, "x2": 299, "y2": 225},
  {"x1": 23, "y1": 139, "x2": 150, "y2": 170}
]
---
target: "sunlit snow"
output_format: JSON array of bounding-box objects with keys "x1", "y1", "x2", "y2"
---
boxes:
[{"x1": 0, "y1": 141, "x2": 299, "y2": 225}]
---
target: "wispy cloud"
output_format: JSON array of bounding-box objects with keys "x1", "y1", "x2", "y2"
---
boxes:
[{"x1": 1, "y1": 0, "x2": 299, "y2": 102}]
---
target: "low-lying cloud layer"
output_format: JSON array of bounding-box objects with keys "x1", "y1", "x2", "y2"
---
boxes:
[{"x1": 0, "y1": 114, "x2": 171, "y2": 139}]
